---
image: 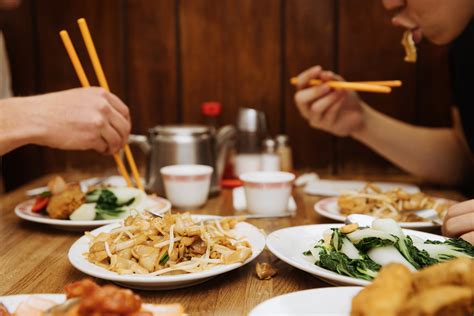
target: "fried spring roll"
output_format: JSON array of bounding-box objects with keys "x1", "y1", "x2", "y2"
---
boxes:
[
  {"x1": 351, "y1": 264, "x2": 412, "y2": 316},
  {"x1": 400, "y1": 285, "x2": 473, "y2": 316}
]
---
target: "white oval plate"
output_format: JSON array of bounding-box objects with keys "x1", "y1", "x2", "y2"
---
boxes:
[
  {"x1": 15, "y1": 196, "x2": 171, "y2": 231},
  {"x1": 266, "y1": 224, "x2": 446, "y2": 287},
  {"x1": 314, "y1": 197, "x2": 449, "y2": 229},
  {"x1": 249, "y1": 287, "x2": 362, "y2": 316},
  {"x1": 68, "y1": 216, "x2": 266, "y2": 290},
  {"x1": 0, "y1": 294, "x2": 65, "y2": 314}
]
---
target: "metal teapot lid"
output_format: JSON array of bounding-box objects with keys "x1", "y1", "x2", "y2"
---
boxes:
[{"x1": 149, "y1": 125, "x2": 210, "y2": 136}]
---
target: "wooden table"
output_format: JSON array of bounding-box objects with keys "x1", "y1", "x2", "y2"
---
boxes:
[{"x1": 0, "y1": 171, "x2": 466, "y2": 315}]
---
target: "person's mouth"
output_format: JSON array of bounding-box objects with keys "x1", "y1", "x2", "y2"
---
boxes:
[{"x1": 411, "y1": 28, "x2": 423, "y2": 44}]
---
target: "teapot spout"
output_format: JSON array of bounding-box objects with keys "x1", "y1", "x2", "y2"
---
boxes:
[{"x1": 215, "y1": 125, "x2": 237, "y2": 181}]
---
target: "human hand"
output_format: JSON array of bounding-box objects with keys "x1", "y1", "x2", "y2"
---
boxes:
[
  {"x1": 293, "y1": 65, "x2": 366, "y2": 136},
  {"x1": 23, "y1": 87, "x2": 131, "y2": 155},
  {"x1": 442, "y1": 199, "x2": 474, "y2": 245}
]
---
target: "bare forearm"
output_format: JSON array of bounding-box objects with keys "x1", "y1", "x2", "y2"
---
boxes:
[
  {"x1": 352, "y1": 105, "x2": 473, "y2": 185},
  {"x1": 0, "y1": 97, "x2": 38, "y2": 155}
]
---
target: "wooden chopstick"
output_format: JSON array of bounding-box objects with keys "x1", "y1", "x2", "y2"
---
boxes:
[
  {"x1": 59, "y1": 29, "x2": 136, "y2": 190},
  {"x1": 76, "y1": 18, "x2": 144, "y2": 191},
  {"x1": 290, "y1": 77, "x2": 398, "y2": 93}
]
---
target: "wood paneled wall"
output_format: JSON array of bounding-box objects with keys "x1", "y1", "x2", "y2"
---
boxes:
[{"x1": 0, "y1": 0, "x2": 452, "y2": 191}]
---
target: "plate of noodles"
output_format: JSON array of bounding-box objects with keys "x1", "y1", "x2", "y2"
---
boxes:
[
  {"x1": 68, "y1": 213, "x2": 265, "y2": 290},
  {"x1": 314, "y1": 183, "x2": 455, "y2": 229}
]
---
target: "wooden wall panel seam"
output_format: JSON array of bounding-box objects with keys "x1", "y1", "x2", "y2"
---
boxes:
[
  {"x1": 279, "y1": 0, "x2": 286, "y2": 133},
  {"x1": 175, "y1": 0, "x2": 183, "y2": 124}
]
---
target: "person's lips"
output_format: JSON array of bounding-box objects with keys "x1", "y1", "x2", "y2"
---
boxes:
[{"x1": 411, "y1": 28, "x2": 423, "y2": 44}]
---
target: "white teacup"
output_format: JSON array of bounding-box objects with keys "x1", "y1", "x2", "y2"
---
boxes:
[
  {"x1": 160, "y1": 164, "x2": 213, "y2": 209},
  {"x1": 240, "y1": 171, "x2": 295, "y2": 215}
]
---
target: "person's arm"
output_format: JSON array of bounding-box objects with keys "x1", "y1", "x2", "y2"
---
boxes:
[
  {"x1": 352, "y1": 105, "x2": 473, "y2": 186},
  {"x1": 0, "y1": 97, "x2": 36, "y2": 154},
  {"x1": 0, "y1": 87, "x2": 131, "y2": 156},
  {"x1": 294, "y1": 65, "x2": 474, "y2": 186}
]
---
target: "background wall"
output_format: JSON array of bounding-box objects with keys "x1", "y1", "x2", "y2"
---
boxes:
[{"x1": 0, "y1": 0, "x2": 452, "y2": 191}]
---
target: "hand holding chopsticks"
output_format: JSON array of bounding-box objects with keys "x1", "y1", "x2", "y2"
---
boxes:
[
  {"x1": 60, "y1": 18, "x2": 144, "y2": 191},
  {"x1": 290, "y1": 77, "x2": 402, "y2": 94}
]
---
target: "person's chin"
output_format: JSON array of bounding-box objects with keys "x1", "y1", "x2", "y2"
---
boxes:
[{"x1": 425, "y1": 33, "x2": 454, "y2": 46}]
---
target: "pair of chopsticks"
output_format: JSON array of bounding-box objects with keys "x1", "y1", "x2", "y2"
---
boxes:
[
  {"x1": 59, "y1": 18, "x2": 143, "y2": 191},
  {"x1": 290, "y1": 77, "x2": 402, "y2": 94}
]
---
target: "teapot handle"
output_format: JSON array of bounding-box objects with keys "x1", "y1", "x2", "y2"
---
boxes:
[{"x1": 128, "y1": 134, "x2": 151, "y2": 154}]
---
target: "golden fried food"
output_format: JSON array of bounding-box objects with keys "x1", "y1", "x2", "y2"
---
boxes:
[
  {"x1": 256, "y1": 262, "x2": 277, "y2": 280},
  {"x1": 400, "y1": 286, "x2": 472, "y2": 316},
  {"x1": 46, "y1": 183, "x2": 85, "y2": 219},
  {"x1": 338, "y1": 183, "x2": 450, "y2": 222},
  {"x1": 413, "y1": 257, "x2": 474, "y2": 292},
  {"x1": 64, "y1": 279, "x2": 143, "y2": 315},
  {"x1": 351, "y1": 258, "x2": 474, "y2": 316},
  {"x1": 0, "y1": 303, "x2": 11, "y2": 316},
  {"x1": 402, "y1": 30, "x2": 417, "y2": 63},
  {"x1": 351, "y1": 264, "x2": 412, "y2": 316}
]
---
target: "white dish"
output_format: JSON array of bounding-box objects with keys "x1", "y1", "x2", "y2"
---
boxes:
[
  {"x1": 304, "y1": 180, "x2": 420, "y2": 196},
  {"x1": 15, "y1": 195, "x2": 171, "y2": 231},
  {"x1": 68, "y1": 215, "x2": 266, "y2": 290},
  {"x1": 314, "y1": 197, "x2": 447, "y2": 229},
  {"x1": 249, "y1": 287, "x2": 362, "y2": 316},
  {"x1": 265, "y1": 224, "x2": 446, "y2": 286},
  {"x1": 0, "y1": 294, "x2": 65, "y2": 314}
]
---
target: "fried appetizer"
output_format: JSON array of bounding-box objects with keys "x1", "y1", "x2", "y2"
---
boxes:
[
  {"x1": 402, "y1": 30, "x2": 417, "y2": 63},
  {"x1": 46, "y1": 183, "x2": 85, "y2": 219},
  {"x1": 413, "y1": 257, "x2": 474, "y2": 292},
  {"x1": 8, "y1": 279, "x2": 185, "y2": 316},
  {"x1": 401, "y1": 285, "x2": 472, "y2": 316},
  {"x1": 351, "y1": 264, "x2": 412, "y2": 316}
]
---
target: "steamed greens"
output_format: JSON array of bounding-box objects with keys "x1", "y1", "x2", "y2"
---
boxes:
[{"x1": 304, "y1": 219, "x2": 474, "y2": 281}]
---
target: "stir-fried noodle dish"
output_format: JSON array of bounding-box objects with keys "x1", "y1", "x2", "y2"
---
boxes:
[
  {"x1": 86, "y1": 213, "x2": 252, "y2": 275},
  {"x1": 338, "y1": 184, "x2": 450, "y2": 222}
]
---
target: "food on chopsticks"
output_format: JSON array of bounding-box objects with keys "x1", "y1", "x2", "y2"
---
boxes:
[
  {"x1": 86, "y1": 213, "x2": 252, "y2": 275},
  {"x1": 351, "y1": 258, "x2": 474, "y2": 316},
  {"x1": 402, "y1": 30, "x2": 417, "y2": 63},
  {"x1": 337, "y1": 183, "x2": 450, "y2": 222},
  {"x1": 3, "y1": 279, "x2": 184, "y2": 316},
  {"x1": 303, "y1": 219, "x2": 474, "y2": 281},
  {"x1": 31, "y1": 176, "x2": 153, "y2": 221}
]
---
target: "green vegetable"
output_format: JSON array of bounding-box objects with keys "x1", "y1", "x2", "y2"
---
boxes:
[
  {"x1": 331, "y1": 229, "x2": 343, "y2": 251},
  {"x1": 316, "y1": 248, "x2": 380, "y2": 281},
  {"x1": 39, "y1": 191, "x2": 52, "y2": 198},
  {"x1": 354, "y1": 237, "x2": 396, "y2": 253},
  {"x1": 159, "y1": 252, "x2": 169, "y2": 265},
  {"x1": 404, "y1": 236, "x2": 438, "y2": 267},
  {"x1": 415, "y1": 238, "x2": 474, "y2": 262},
  {"x1": 87, "y1": 189, "x2": 135, "y2": 220}
]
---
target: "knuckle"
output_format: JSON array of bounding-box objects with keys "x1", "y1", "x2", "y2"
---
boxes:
[{"x1": 92, "y1": 116, "x2": 106, "y2": 128}]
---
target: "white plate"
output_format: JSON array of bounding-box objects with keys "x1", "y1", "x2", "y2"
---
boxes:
[
  {"x1": 304, "y1": 180, "x2": 420, "y2": 196},
  {"x1": 314, "y1": 197, "x2": 448, "y2": 229},
  {"x1": 266, "y1": 224, "x2": 446, "y2": 287},
  {"x1": 249, "y1": 287, "x2": 362, "y2": 316},
  {"x1": 15, "y1": 195, "x2": 171, "y2": 231},
  {"x1": 68, "y1": 216, "x2": 266, "y2": 290},
  {"x1": 0, "y1": 294, "x2": 65, "y2": 314}
]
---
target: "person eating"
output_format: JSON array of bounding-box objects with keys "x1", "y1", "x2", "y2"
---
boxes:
[{"x1": 293, "y1": 0, "x2": 474, "y2": 243}]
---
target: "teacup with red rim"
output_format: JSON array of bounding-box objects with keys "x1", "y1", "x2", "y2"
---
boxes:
[{"x1": 160, "y1": 164, "x2": 213, "y2": 209}]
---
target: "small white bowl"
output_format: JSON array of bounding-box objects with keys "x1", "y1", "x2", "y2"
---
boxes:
[
  {"x1": 160, "y1": 164, "x2": 213, "y2": 209},
  {"x1": 240, "y1": 171, "x2": 295, "y2": 215}
]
